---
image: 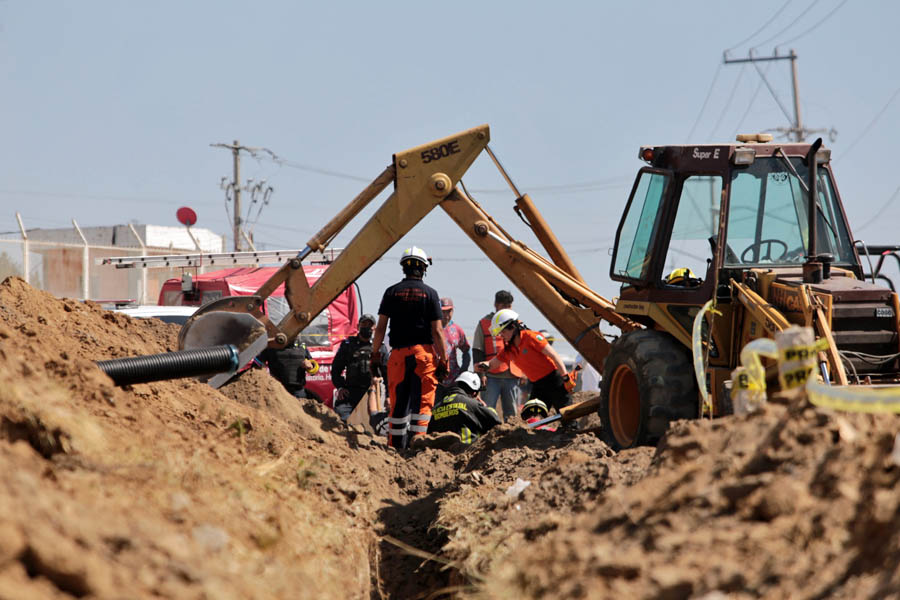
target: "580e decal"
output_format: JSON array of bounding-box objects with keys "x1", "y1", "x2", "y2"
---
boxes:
[{"x1": 421, "y1": 140, "x2": 461, "y2": 164}]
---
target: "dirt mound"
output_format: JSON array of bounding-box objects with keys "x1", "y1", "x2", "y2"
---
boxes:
[
  {"x1": 3, "y1": 275, "x2": 900, "y2": 599},
  {"x1": 440, "y1": 402, "x2": 900, "y2": 599},
  {"x1": 0, "y1": 277, "x2": 450, "y2": 599}
]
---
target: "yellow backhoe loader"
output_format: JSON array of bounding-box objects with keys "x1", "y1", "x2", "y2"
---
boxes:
[{"x1": 179, "y1": 125, "x2": 900, "y2": 449}]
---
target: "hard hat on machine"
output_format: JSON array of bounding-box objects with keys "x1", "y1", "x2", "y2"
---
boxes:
[
  {"x1": 666, "y1": 267, "x2": 698, "y2": 285},
  {"x1": 399, "y1": 246, "x2": 431, "y2": 268},
  {"x1": 490, "y1": 308, "x2": 519, "y2": 336},
  {"x1": 455, "y1": 371, "x2": 481, "y2": 394}
]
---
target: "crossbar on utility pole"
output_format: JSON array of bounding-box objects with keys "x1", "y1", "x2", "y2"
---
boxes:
[
  {"x1": 211, "y1": 141, "x2": 278, "y2": 252},
  {"x1": 724, "y1": 49, "x2": 805, "y2": 142}
]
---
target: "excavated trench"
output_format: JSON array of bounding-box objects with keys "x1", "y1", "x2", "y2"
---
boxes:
[{"x1": 4, "y1": 277, "x2": 900, "y2": 599}]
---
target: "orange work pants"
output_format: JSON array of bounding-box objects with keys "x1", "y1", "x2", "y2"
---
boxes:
[{"x1": 386, "y1": 345, "x2": 437, "y2": 449}]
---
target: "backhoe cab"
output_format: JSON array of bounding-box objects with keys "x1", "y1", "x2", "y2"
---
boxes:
[{"x1": 604, "y1": 133, "x2": 900, "y2": 448}]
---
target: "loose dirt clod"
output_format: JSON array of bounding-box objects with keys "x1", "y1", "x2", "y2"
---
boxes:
[{"x1": 2, "y1": 275, "x2": 900, "y2": 599}]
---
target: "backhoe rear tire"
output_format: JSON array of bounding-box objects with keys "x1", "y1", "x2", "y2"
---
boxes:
[{"x1": 600, "y1": 329, "x2": 698, "y2": 450}]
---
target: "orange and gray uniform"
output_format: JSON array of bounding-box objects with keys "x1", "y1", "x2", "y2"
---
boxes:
[{"x1": 378, "y1": 277, "x2": 443, "y2": 449}]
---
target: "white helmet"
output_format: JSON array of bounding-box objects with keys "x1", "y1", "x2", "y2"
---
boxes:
[
  {"x1": 490, "y1": 308, "x2": 519, "y2": 336},
  {"x1": 399, "y1": 246, "x2": 431, "y2": 268},
  {"x1": 455, "y1": 371, "x2": 481, "y2": 394}
]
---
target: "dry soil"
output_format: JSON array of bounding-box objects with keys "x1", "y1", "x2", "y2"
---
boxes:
[{"x1": 1, "y1": 276, "x2": 899, "y2": 599}]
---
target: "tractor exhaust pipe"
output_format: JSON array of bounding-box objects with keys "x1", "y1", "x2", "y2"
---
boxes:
[{"x1": 803, "y1": 138, "x2": 824, "y2": 283}]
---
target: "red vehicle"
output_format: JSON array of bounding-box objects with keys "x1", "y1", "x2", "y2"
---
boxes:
[{"x1": 159, "y1": 265, "x2": 360, "y2": 405}]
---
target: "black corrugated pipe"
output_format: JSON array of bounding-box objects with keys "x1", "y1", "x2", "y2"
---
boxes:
[{"x1": 96, "y1": 345, "x2": 239, "y2": 386}]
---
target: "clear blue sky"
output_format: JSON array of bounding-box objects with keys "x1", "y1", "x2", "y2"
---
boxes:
[{"x1": 2, "y1": 1, "x2": 899, "y2": 360}]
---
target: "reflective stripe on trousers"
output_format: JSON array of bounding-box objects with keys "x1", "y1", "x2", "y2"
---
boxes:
[
  {"x1": 460, "y1": 426, "x2": 474, "y2": 444},
  {"x1": 386, "y1": 345, "x2": 437, "y2": 449}
]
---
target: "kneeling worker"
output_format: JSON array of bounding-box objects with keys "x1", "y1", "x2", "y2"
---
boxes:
[
  {"x1": 429, "y1": 372, "x2": 501, "y2": 444},
  {"x1": 476, "y1": 309, "x2": 575, "y2": 415}
]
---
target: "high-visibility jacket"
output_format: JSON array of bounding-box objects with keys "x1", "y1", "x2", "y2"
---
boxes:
[{"x1": 479, "y1": 316, "x2": 523, "y2": 377}]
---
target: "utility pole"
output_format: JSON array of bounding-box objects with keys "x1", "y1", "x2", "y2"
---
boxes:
[
  {"x1": 723, "y1": 49, "x2": 834, "y2": 143},
  {"x1": 211, "y1": 140, "x2": 277, "y2": 251},
  {"x1": 232, "y1": 141, "x2": 242, "y2": 250}
]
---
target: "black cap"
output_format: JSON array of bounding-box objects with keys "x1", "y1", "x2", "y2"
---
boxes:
[{"x1": 359, "y1": 314, "x2": 376, "y2": 325}]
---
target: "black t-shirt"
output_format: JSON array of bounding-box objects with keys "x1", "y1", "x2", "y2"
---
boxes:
[{"x1": 377, "y1": 277, "x2": 442, "y2": 349}]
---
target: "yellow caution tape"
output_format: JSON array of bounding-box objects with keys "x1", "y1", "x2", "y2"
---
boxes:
[
  {"x1": 807, "y1": 379, "x2": 900, "y2": 413},
  {"x1": 781, "y1": 365, "x2": 814, "y2": 389},
  {"x1": 732, "y1": 367, "x2": 763, "y2": 391},
  {"x1": 691, "y1": 301, "x2": 724, "y2": 415},
  {"x1": 692, "y1": 300, "x2": 715, "y2": 416},
  {"x1": 730, "y1": 325, "x2": 900, "y2": 413},
  {"x1": 779, "y1": 338, "x2": 829, "y2": 363},
  {"x1": 306, "y1": 359, "x2": 320, "y2": 375},
  {"x1": 739, "y1": 338, "x2": 778, "y2": 392}
]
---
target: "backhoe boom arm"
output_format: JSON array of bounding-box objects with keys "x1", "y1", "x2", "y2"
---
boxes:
[{"x1": 181, "y1": 125, "x2": 637, "y2": 375}]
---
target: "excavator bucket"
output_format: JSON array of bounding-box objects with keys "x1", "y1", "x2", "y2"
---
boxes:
[{"x1": 178, "y1": 296, "x2": 269, "y2": 388}]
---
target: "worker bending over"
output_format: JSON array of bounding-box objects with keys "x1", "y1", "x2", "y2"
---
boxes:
[
  {"x1": 370, "y1": 246, "x2": 448, "y2": 449},
  {"x1": 476, "y1": 309, "x2": 575, "y2": 415},
  {"x1": 429, "y1": 371, "x2": 501, "y2": 444}
]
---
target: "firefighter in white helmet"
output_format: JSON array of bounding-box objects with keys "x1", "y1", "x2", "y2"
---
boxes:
[
  {"x1": 476, "y1": 309, "x2": 575, "y2": 417},
  {"x1": 370, "y1": 246, "x2": 448, "y2": 449},
  {"x1": 428, "y1": 371, "x2": 500, "y2": 444}
]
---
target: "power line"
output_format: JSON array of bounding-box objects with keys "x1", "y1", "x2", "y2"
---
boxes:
[
  {"x1": 857, "y1": 185, "x2": 900, "y2": 232},
  {"x1": 842, "y1": 86, "x2": 900, "y2": 156},
  {"x1": 687, "y1": 63, "x2": 723, "y2": 140},
  {"x1": 257, "y1": 151, "x2": 631, "y2": 196},
  {"x1": 776, "y1": 0, "x2": 847, "y2": 48},
  {"x1": 0, "y1": 188, "x2": 211, "y2": 207},
  {"x1": 732, "y1": 66, "x2": 771, "y2": 135},
  {"x1": 751, "y1": 0, "x2": 820, "y2": 51},
  {"x1": 256, "y1": 155, "x2": 372, "y2": 183},
  {"x1": 709, "y1": 65, "x2": 747, "y2": 139},
  {"x1": 471, "y1": 177, "x2": 632, "y2": 195},
  {"x1": 725, "y1": 0, "x2": 794, "y2": 53}
]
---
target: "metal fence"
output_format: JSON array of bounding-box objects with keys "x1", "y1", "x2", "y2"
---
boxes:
[{"x1": 0, "y1": 215, "x2": 218, "y2": 304}]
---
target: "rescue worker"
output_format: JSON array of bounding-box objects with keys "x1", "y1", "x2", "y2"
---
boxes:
[
  {"x1": 520, "y1": 398, "x2": 557, "y2": 431},
  {"x1": 260, "y1": 337, "x2": 320, "y2": 401},
  {"x1": 476, "y1": 309, "x2": 575, "y2": 416},
  {"x1": 370, "y1": 246, "x2": 449, "y2": 449},
  {"x1": 472, "y1": 290, "x2": 523, "y2": 422},
  {"x1": 429, "y1": 371, "x2": 501, "y2": 444},
  {"x1": 438, "y1": 297, "x2": 471, "y2": 397},
  {"x1": 331, "y1": 313, "x2": 388, "y2": 422}
]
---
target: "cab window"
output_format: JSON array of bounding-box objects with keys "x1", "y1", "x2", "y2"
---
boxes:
[
  {"x1": 662, "y1": 175, "x2": 723, "y2": 286},
  {"x1": 612, "y1": 170, "x2": 670, "y2": 283}
]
